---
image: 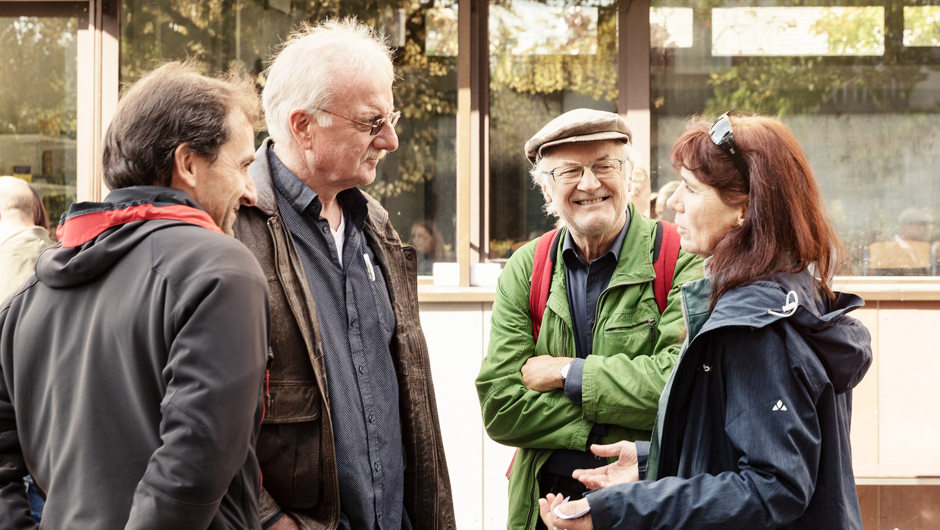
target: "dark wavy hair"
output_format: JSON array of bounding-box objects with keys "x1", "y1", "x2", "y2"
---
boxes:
[
  {"x1": 670, "y1": 114, "x2": 843, "y2": 305},
  {"x1": 103, "y1": 61, "x2": 260, "y2": 190}
]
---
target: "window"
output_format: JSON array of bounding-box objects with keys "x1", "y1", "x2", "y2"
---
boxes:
[
  {"x1": 487, "y1": 0, "x2": 618, "y2": 260},
  {"x1": 121, "y1": 0, "x2": 457, "y2": 275},
  {"x1": 651, "y1": 1, "x2": 940, "y2": 276}
]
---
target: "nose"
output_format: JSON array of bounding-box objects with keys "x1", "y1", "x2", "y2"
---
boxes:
[
  {"x1": 241, "y1": 172, "x2": 258, "y2": 207},
  {"x1": 576, "y1": 167, "x2": 602, "y2": 192},
  {"x1": 666, "y1": 187, "x2": 682, "y2": 213},
  {"x1": 373, "y1": 121, "x2": 399, "y2": 153}
]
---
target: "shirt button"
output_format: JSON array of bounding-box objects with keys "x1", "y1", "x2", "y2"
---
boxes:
[
  {"x1": 322, "y1": 226, "x2": 329, "y2": 234},
  {"x1": 368, "y1": 413, "x2": 374, "y2": 423},
  {"x1": 374, "y1": 462, "x2": 380, "y2": 472},
  {"x1": 358, "y1": 365, "x2": 365, "y2": 374},
  {"x1": 590, "y1": 275, "x2": 597, "y2": 282}
]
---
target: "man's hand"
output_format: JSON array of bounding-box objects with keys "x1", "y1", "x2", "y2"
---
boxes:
[
  {"x1": 522, "y1": 355, "x2": 572, "y2": 392},
  {"x1": 267, "y1": 513, "x2": 300, "y2": 530},
  {"x1": 572, "y1": 441, "x2": 639, "y2": 489},
  {"x1": 538, "y1": 493, "x2": 593, "y2": 530}
]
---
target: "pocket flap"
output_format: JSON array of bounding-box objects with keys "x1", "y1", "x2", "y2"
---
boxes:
[{"x1": 265, "y1": 383, "x2": 321, "y2": 423}]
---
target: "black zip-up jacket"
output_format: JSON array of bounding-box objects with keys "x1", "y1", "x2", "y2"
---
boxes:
[
  {"x1": 590, "y1": 271, "x2": 871, "y2": 529},
  {"x1": 0, "y1": 187, "x2": 269, "y2": 529}
]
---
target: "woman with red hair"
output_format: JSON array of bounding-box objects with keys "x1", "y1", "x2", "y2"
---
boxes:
[{"x1": 538, "y1": 114, "x2": 871, "y2": 530}]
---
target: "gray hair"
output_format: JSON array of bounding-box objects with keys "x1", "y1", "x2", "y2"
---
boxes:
[
  {"x1": 0, "y1": 176, "x2": 37, "y2": 223},
  {"x1": 262, "y1": 18, "x2": 395, "y2": 144},
  {"x1": 530, "y1": 140, "x2": 637, "y2": 217}
]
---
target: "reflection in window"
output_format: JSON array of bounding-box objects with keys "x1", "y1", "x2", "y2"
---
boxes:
[
  {"x1": 712, "y1": 7, "x2": 884, "y2": 57},
  {"x1": 651, "y1": 1, "x2": 940, "y2": 277},
  {"x1": 0, "y1": 16, "x2": 78, "y2": 233},
  {"x1": 904, "y1": 6, "x2": 940, "y2": 47},
  {"x1": 488, "y1": 0, "x2": 617, "y2": 260},
  {"x1": 651, "y1": 7, "x2": 692, "y2": 49},
  {"x1": 121, "y1": 0, "x2": 457, "y2": 275}
]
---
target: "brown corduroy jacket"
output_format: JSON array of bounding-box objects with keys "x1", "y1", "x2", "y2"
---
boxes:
[{"x1": 234, "y1": 139, "x2": 456, "y2": 530}]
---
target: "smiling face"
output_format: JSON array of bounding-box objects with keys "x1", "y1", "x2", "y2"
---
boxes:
[
  {"x1": 667, "y1": 166, "x2": 746, "y2": 257},
  {"x1": 305, "y1": 73, "x2": 399, "y2": 196},
  {"x1": 540, "y1": 140, "x2": 631, "y2": 247},
  {"x1": 189, "y1": 110, "x2": 258, "y2": 235}
]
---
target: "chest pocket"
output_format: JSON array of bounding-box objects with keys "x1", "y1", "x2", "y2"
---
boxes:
[{"x1": 596, "y1": 310, "x2": 660, "y2": 358}]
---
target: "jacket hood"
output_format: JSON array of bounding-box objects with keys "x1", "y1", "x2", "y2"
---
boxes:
[
  {"x1": 703, "y1": 271, "x2": 872, "y2": 394},
  {"x1": 37, "y1": 186, "x2": 221, "y2": 288}
]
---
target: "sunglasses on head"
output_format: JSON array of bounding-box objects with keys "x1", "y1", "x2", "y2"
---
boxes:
[{"x1": 709, "y1": 112, "x2": 749, "y2": 179}]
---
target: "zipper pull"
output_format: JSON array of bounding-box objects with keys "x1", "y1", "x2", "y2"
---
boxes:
[
  {"x1": 265, "y1": 369, "x2": 272, "y2": 413},
  {"x1": 648, "y1": 317, "x2": 656, "y2": 342}
]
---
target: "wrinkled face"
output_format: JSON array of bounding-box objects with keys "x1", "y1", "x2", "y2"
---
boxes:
[
  {"x1": 307, "y1": 74, "x2": 399, "y2": 191},
  {"x1": 667, "y1": 167, "x2": 745, "y2": 257},
  {"x1": 411, "y1": 225, "x2": 433, "y2": 254},
  {"x1": 190, "y1": 111, "x2": 257, "y2": 235},
  {"x1": 540, "y1": 140, "x2": 631, "y2": 244}
]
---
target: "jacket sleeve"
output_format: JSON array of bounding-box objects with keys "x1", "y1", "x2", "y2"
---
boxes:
[
  {"x1": 124, "y1": 257, "x2": 269, "y2": 529},
  {"x1": 0, "y1": 307, "x2": 36, "y2": 530},
  {"x1": 581, "y1": 249, "x2": 703, "y2": 429},
  {"x1": 589, "y1": 326, "x2": 822, "y2": 529},
  {"x1": 476, "y1": 242, "x2": 594, "y2": 451}
]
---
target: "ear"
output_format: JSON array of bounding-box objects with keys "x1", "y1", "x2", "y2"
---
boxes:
[
  {"x1": 540, "y1": 179, "x2": 554, "y2": 205},
  {"x1": 288, "y1": 110, "x2": 315, "y2": 150},
  {"x1": 169, "y1": 143, "x2": 198, "y2": 193},
  {"x1": 735, "y1": 204, "x2": 747, "y2": 226}
]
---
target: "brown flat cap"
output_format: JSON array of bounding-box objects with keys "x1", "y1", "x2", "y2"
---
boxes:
[{"x1": 525, "y1": 108, "x2": 632, "y2": 165}]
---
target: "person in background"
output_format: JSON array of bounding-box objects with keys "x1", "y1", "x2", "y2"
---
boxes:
[
  {"x1": 411, "y1": 220, "x2": 450, "y2": 275},
  {"x1": 540, "y1": 113, "x2": 871, "y2": 530},
  {"x1": 0, "y1": 62, "x2": 269, "y2": 529},
  {"x1": 476, "y1": 108, "x2": 703, "y2": 530},
  {"x1": 628, "y1": 161, "x2": 651, "y2": 217},
  {"x1": 0, "y1": 176, "x2": 55, "y2": 300},
  {"x1": 654, "y1": 180, "x2": 680, "y2": 223},
  {"x1": 233, "y1": 18, "x2": 455, "y2": 530}
]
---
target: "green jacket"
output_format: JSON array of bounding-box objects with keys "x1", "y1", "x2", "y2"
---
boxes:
[{"x1": 476, "y1": 202, "x2": 703, "y2": 529}]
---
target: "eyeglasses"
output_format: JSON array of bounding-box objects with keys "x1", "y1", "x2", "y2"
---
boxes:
[
  {"x1": 545, "y1": 159, "x2": 626, "y2": 184},
  {"x1": 314, "y1": 108, "x2": 401, "y2": 136},
  {"x1": 709, "y1": 112, "x2": 749, "y2": 179}
]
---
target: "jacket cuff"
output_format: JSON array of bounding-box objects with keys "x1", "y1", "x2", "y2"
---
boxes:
[
  {"x1": 258, "y1": 488, "x2": 282, "y2": 524},
  {"x1": 635, "y1": 440, "x2": 650, "y2": 481},
  {"x1": 563, "y1": 358, "x2": 586, "y2": 404},
  {"x1": 584, "y1": 488, "x2": 611, "y2": 530}
]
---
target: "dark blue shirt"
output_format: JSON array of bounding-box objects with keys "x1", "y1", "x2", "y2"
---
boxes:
[
  {"x1": 543, "y1": 211, "x2": 630, "y2": 477},
  {"x1": 269, "y1": 146, "x2": 410, "y2": 530}
]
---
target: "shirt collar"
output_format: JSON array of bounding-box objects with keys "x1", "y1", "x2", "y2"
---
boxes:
[
  {"x1": 562, "y1": 208, "x2": 631, "y2": 266},
  {"x1": 268, "y1": 142, "x2": 371, "y2": 229}
]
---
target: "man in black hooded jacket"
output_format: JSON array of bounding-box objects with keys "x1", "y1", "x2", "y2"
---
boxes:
[{"x1": 0, "y1": 63, "x2": 269, "y2": 529}]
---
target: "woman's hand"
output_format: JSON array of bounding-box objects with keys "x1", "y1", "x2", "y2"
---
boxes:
[
  {"x1": 538, "y1": 493, "x2": 593, "y2": 530},
  {"x1": 572, "y1": 441, "x2": 639, "y2": 489}
]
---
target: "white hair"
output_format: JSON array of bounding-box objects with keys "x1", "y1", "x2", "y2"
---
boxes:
[
  {"x1": 262, "y1": 17, "x2": 395, "y2": 144},
  {"x1": 530, "y1": 140, "x2": 637, "y2": 217}
]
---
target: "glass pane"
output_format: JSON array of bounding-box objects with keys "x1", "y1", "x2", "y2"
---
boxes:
[
  {"x1": 121, "y1": 0, "x2": 458, "y2": 276},
  {"x1": 0, "y1": 15, "x2": 79, "y2": 234},
  {"x1": 488, "y1": 0, "x2": 618, "y2": 261},
  {"x1": 651, "y1": 0, "x2": 940, "y2": 276}
]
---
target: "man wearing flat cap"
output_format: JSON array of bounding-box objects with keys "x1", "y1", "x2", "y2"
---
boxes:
[{"x1": 476, "y1": 108, "x2": 703, "y2": 529}]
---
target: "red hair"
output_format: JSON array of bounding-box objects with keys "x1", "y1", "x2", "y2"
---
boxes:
[{"x1": 670, "y1": 114, "x2": 843, "y2": 305}]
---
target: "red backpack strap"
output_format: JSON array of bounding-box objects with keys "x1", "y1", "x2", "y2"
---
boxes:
[
  {"x1": 528, "y1": 228, "x2": 561, "y2": 342},
  {"x1": 652, "y1": 220, "x2": 682, "y2": 313}
]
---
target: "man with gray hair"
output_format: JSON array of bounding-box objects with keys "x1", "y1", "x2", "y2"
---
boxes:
[
  {"x1": 234, "y1": 18, "x2": 455, "y2": 530},
  {"x1": 0, "y1": 176, "x2": 55, "y2": 300},
  {"x1": 476, "y1": 109, "x2": 703, "y2": 529}
]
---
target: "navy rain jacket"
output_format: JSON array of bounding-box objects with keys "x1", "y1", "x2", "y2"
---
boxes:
[{"x1": 589, "y1": 271, "x2": 871, "y2": 529}]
